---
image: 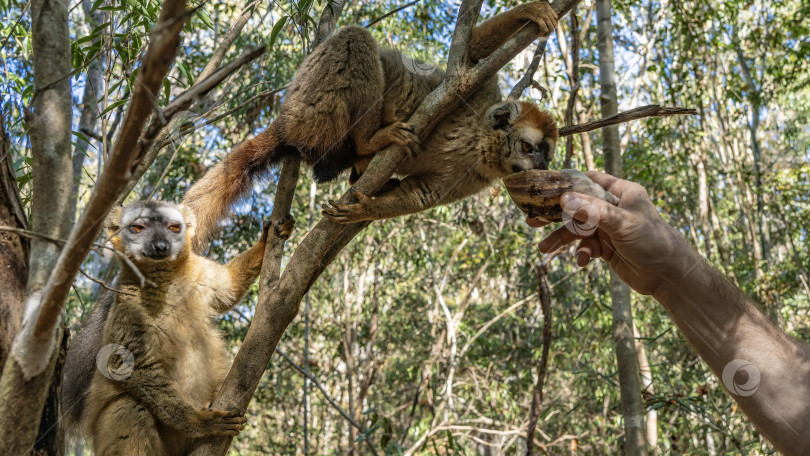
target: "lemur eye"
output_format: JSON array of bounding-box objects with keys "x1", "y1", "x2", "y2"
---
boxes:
[
  {"x1": 130, "y1": 224, "x2": 144, "y2": 233},
  {"x1": 168, "y1": 224, "x2": 182, "y2": 233},
  {"x1": 521, "y1": 141, "x2": 533, "y2": 154}
]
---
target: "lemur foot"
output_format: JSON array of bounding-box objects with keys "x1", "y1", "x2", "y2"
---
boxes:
[
  {"x1": 275, "y1": 214, "x2": 295, "y2": 239},
  {"x1": 368, "y1": 122, "x2": 420, "y2": 158},
  {"x1": 515, "y1": 1, "x2": 558, "y2": 36},
  {"x1": 322, "y1": 188, "x2": 375, "y2": 224}
]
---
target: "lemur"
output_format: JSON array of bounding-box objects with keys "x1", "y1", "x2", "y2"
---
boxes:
[
  {"x1": 183, "y1": 1, "x2": 559, "y2": 250},
  {"x1": 61, "y1": 201, "x2": 291, "y2": 455}
]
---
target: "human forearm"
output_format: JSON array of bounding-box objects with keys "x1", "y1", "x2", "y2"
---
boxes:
[{"x1": 654, "y1": 258, "x2": 810, "y2": 454}]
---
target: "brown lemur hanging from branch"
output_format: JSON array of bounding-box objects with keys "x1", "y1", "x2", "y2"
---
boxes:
[
  {"x1": 183, "y1": 1, "x2": 559, "y2": 250},
  {"x1": 61, "y1": 201, "x2": 292, "y2": 455}
]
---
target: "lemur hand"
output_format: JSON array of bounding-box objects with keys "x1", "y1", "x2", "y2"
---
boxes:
[
  {"x1": 188, "y1": 407, "x2": 247, "y2": 438},
  {"x1": 514, "y1": 1, "x2": 558, "y2": 36},
  {"x1": 322, "y1": 188, "x2": 375, "y2": 224}
]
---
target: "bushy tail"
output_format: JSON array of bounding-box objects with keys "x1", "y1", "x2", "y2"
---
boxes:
[{"x1": 183, "y1": 122, "x2": 294, "y2": 252}]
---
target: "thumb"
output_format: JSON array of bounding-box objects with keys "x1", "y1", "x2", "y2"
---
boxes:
[{"x1": 560, "y1": 191, "x2": 626, "y2": 234}]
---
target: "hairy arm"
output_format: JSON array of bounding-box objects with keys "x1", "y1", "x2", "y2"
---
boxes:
[
  {"x1": 654, "y1": 258, "x2": 810, "y2": 454},
  {"x1": 536, "y1": 171, "x2": 810, "y2": 454},
  {"x1": 105, "y1": 308, "x2": 246, "y2": 437},
  {"x1": 208, "y1": 222, "x2": 270, "y2": 313},
  {"x1": 469, "y1": 1, "x2": 557, "y2": 62}
]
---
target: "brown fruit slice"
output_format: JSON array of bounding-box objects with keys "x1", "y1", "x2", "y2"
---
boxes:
[{"x1": 504, "y1": 169, "x2": 620, "y2": 222}]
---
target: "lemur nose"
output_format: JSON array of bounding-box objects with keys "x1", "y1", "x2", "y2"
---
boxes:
[{"x1": 152, "y1": 240, "x2": 170, "y2": 256}]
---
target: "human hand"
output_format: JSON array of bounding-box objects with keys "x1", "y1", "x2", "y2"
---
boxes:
[{"x1": 530, "y1": 171, "x2": 697, "y2": 295}]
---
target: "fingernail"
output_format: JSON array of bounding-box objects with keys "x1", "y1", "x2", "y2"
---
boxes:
[{"x1": 576, "y1": 251, "x2": 589, "y2": 267}]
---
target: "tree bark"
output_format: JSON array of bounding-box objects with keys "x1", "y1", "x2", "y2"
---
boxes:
[
  {"x1": 0, "y1": 0, "x2": 73, "y2": 452},
  {"x1": 0, "y1": 111, "x2": 28, "y2": 373},
  {"x1": 596, "y1": 0, "x2": 648, "y2": 454}
]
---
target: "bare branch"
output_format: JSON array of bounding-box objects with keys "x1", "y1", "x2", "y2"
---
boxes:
[
  {"x1": 196, "y1": 1, "x2": 260, "y2": 83},
  {"x1": 445, "y1": 0, "x2": 483, "y2": 75},
  {"x1": 508, "y1": 40, "x2": 548, "y2": 100},
  {"x1": 559, "y1": 105, "x2": 697, "y2": 137},
  {"x1": 118, "y1": 6, "x2": 263, "y2": 202},
  {"x1": 162, "y1": 46, "x2": 266, "y2": 120},
  {"x1": 78, "y1": 268, "x2": 135, "y2": 296}
]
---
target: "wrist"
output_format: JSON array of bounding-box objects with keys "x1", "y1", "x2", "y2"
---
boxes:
[{"x1": 652, "y1": 249, "x2": 712, "y2": 305}]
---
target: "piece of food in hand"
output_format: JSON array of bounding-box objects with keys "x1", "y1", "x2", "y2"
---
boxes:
[{"x1": 504, "y1": 169, "x2": 620, "y2": 222}]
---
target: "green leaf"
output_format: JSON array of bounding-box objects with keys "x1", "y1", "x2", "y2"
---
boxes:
[
  {"x1": 100, "y1": 98, "x2": 129, "y2": 116},
  {"x1": 269, "y1": 16, "x2": 289, "y2": 49}
]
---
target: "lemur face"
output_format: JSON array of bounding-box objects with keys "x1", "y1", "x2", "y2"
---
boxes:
[
  {"x1": 485, "y1": 101, "x2": 558, "y2": 176},
  {"x1": 109, "y1": 201, "x2": 190, "y2": 262}
]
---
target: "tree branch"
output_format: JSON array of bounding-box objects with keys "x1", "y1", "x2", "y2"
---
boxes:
[
  {"x1": 117, "y1": 5, "x2": 262, "y2": 202},
  {"x1": 117, "y1": 44, "x2": 266, "y2": 204},
  {"x1": 558, "y1": 105, "x2": 697, "y2": 138},
  {"x1": 365, "y1": 0, "x2": 419, "y2": 28},
  {"x1": 508, "y1": 40, "x2": 548, "y2": 101}
]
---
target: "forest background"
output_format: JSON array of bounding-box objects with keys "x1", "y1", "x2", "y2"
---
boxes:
[{"x1": 0, "y1": 0, "x2": 808, "y2": 454}]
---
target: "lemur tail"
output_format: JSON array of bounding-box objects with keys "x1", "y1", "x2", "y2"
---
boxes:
[{"x1": 183, "y1": 122, "x2": 294, "y2": 252}]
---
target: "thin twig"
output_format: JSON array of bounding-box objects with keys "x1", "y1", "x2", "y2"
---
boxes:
[
  {"x1": 0, "y1": 225, "x2": 153, "y2": 288},
  {"x1": 559, "y1": 104, "x2": 697, "y2": 137},
  {"x1": 0, "y1": 0, "x2": 31, "y2": 52},
  {"x1": 78, "y1": 268, "x2": 135, "y2": 296},
  {"x1": 508, "y1": 41, "x2": 548, "y2": 100},
  {"x1": 365, "y1": 0, "x2": 419, "y2": 28},
  {"x1": 0, "y1": 225, "x2": 63, "y2": 244}
]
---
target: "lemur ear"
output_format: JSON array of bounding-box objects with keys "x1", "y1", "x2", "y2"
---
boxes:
[
  {"x1": 486, "y1": 101, "x2": 521, "y2": 130},
  {"x1": 105, "y1": 206, "x2": 123, "y2": 236}
]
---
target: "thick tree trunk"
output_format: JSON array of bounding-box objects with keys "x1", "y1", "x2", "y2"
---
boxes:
[
  {"x1": 0, "y1": 113, "x2": 28, "y2": 372},
  {"x1": 596, "y1": 0, "x2": 648, "y2": 454},
  {"x1": 0, "y1": 0, "x2": 73, "y2": 453}
]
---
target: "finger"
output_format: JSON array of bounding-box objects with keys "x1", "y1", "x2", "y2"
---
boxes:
[
  {"x1": 538, "y1": 224, "x2": 586, "y2": 253},
  {"x1": 583, "y1": 170, "x2": 633, "y2": 198},
  {"x1": 525, "y1": 217, "x2": 549, "y2": 228},
  {"x1": 560, "y1": 192, "x2": 626, "y2": 234},
  {"x1": 575, "y1": 237, "x2": 602, "y2": 267}
]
